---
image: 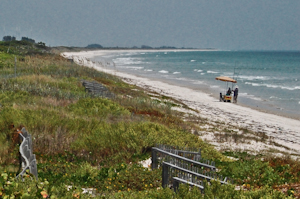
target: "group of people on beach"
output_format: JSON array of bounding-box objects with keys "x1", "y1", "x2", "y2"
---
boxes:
[{"x1": 227, "y1": 86, "x2": 239, "y2": 103}]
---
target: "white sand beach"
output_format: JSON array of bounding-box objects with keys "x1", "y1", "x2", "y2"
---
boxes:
[{"x1": 62, "y1": 50, "x2": 300, "y2": 158}]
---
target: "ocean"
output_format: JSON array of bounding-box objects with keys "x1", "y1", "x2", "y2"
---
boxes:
[{"x1": 93, "y1": 50, "x2": 300, "y2": 120}]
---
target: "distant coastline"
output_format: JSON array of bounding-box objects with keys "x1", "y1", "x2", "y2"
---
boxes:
[{"x1": 51, "y1": 46, "x2": 218, "y2": 54}]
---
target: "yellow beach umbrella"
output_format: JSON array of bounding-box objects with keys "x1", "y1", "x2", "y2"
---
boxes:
[{"x1": 215, "y1": 76, "x2": 237, "y2": 83}]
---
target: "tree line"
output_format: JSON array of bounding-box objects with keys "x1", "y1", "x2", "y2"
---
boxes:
[{"x1": 2, "y1": 35, "x2": 35, "y2": 43}]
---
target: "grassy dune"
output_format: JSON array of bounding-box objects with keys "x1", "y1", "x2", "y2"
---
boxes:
[{"x1": 0, "y1": 41, "x2": 299, "y2": 198}]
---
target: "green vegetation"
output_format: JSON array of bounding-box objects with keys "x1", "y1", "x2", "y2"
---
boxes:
[{"x1": 0, "y1": 41, "x2": 299, "y2": 198}]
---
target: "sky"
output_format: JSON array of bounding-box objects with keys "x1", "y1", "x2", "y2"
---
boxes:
[{"x1": 0, "y1": 0, "x2": 299, "y2": 50}]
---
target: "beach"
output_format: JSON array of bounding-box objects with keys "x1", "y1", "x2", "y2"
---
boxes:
[{"x1": 62, "y1": 50, "x2": 300, "y2": 157}]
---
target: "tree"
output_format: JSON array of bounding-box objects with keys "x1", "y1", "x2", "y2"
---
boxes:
[
  {"x1": 21, "y1": 37, "x2": 35, "y2": 43},
  {"x1": 2, "y1": 36, "x2": 16, "y2": 42},
  {"x1": 37, "y1": 42, "x2": 46, "y2": 47},
  {"x1": 141, "y1": 45, "x2": 153, "y2": 49},
  {"x1": 86, "y1": 44, "x2": 103, "y2": 49}
]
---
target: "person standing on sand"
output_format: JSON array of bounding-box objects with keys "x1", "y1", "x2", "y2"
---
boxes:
[{"x1": 233, "y1": 86, "x2": 239, "y2": 103}]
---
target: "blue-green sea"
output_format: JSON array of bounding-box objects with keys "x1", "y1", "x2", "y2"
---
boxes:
[{"x1": 94, "y1": 50, "x2": 300, "y2": 120}]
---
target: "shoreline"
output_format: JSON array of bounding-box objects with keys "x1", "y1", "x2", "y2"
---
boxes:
[
  {"x1": 116, "y1": 71, "x2": 300, "y2": 121},
  {"x1": 62, "y1": 50, "x2": 300, "y2": 157},
  {"x1": 91, "y1": 49, "x2": 300, "y2": 121}
]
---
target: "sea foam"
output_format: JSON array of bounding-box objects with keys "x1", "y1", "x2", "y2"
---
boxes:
[
  {"x1": 159, "y1": 70, "x2": 169, "y2": 73},
  {"x1": 207, "y1": 70, "x2": 218, "y2": 74}
]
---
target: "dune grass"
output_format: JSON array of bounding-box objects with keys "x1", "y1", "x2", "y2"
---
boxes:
[{"x1": 0, "y1": 43, "x2": 299, "y2": 198}]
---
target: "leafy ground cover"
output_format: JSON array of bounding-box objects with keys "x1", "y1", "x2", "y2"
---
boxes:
[
  {"x1": 217, "y1": 152, "x2": 300, "y2": 197},
  {"x1": 0, "y1": 42, "x2": 299, "y2": 198}
]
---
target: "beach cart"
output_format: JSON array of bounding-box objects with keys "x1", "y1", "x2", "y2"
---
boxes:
[{"x1": 215, "y1": 76, "x2": 237, "y2": 102}]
